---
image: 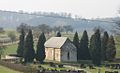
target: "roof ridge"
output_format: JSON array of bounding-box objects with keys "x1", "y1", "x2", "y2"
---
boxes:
[{"x1": 44, "y1": 37, "x2": 68, "y2": 48}]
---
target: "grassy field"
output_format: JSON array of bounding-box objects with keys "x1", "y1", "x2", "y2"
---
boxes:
[
  {"x1": 0, "y1": 65, "x2": 21, "y2": 73},
  {"x1": 85, "y1": 66, "x2": 120, "y2": 73},
  {"x1": 5, "y1": 43, "x2": 18, "y2": 55}
]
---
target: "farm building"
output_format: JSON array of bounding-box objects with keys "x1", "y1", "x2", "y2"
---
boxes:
[{"x1": 44, "y1": 37, "x2": 77, "y2": 62}]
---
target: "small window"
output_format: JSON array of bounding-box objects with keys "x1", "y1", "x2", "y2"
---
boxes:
[{"x1": 67, "y1": 52, "x2": 70, "y2": 60}]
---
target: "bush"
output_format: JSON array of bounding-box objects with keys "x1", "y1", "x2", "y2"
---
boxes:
[
  {"x1": 49, "y1": 62, "x2": 56, "y2": 67},
  {"x1": 58, "y1": 64, "x2": 64, "y2": 68},
  {"x1": 80, "y1": 64, "x2": 86, "y2": 68},
  {"x1": 88, "y1": 64, "x2": 95, "y2": 69}
]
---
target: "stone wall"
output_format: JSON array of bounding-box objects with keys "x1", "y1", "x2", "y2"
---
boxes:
[
  {"x1": 45, "y1": 48, "x2": 61, "y2": 61},
  {"x1": 61, "y1": 39, "x2": 77, "y2": 62},
  {"x1": 45, "y1": 48, "x2": 54, "y2": 61},
  {"x1": 54, "y1": 49, "x2": 61, "y2": 61}
]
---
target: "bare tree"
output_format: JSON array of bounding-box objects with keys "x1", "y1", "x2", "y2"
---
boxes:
[
  {"x1": 63, "y1": 25, "x2": 73, "y2": 33},
  {"x1": 8, "y1": 31, "x2": 16, "y2": 42},
  {"x1": 37, "y1": 24, "x2": 52, "y2": 34},
  {"x1": 17, "y1": 23, "x2": 31, "y2": 33},
  {"x1": 93, "y1": 26, "x2": 105, "y2": 33}
]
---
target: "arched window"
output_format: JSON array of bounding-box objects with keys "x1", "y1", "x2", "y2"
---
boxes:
[{"x1": 67, "y1": 52, "x2": 70, "y2": 60}]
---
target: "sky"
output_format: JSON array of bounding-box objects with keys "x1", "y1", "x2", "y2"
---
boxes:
[{"x1": 0, "y1": 0, "x2": 120, "y2": 19}]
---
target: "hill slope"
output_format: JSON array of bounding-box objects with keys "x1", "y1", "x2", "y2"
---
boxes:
[{"x1": 0, "y1": 10, "x2": 118, "y2": 32}]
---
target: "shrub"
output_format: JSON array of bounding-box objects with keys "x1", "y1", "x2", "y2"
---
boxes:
[
  {"x1": 80, "y1": 64, "x2": 86, "y2": 68},
  {"x1": 49, "y1": 62, "x2": 56, "y2": 67},
  {"x1": 58, "y1": 64, "x2": 64, "y2": 68}
]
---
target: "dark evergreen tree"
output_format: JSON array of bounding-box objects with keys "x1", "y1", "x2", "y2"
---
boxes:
[
  {"x1": 56, "y1": 31, "x2": 61, "y2": 37},
  {"x1": 89, "y1": 34, "x2": 95, "y2": 61},
  {"x1": 73, "y1": 32, "x2": 79, "y2": 60},
  {"x1": 90, "y1": 29, "x2": 101, "y2": 66},
  {"x1": 101, "y1": 31, "x2": 109, "y2": 61},
  {"x1": 17, "y1": 29, "x2": 25, "y2": 57},
  {"x1": 36, "y1": 32, "x2": 46, "y2": 63},
  {"x1": 79, "y1": 30, "x2": 91, "y2": 60},
  {"x1": 106, "y1": 35, "x2": 116, "y2": 61},
  {"x1": 23, "y1": 29, "x2": 35, "y2": 63}
]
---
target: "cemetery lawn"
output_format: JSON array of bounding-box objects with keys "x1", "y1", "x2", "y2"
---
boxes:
[
  {"x1": 31, "y1": 63, "x2": 70, "y2": 71},
  {"x1": 0, "y1": 65, "x2": 22, "y2": 73},
  {"x1": 85, "y1": 66, "x2": 120, "y2": 73}
]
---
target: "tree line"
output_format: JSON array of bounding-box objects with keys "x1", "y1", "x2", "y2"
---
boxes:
[
  {"x1": 18, "y1": 10, "x2": 82, "y2": 19},
  {"x1": 73, "y1": 29, "x2": 116, "y2": 66},
  {"x1": 17, "y1": 29, "x2": 46, "y2": 63},
  {"x1": 16, "y1": 29, "x2": 66, "y2": 63},
  {"x1": 17, "y1": 28, "x2": 116, "y2": 66},
  {"x1": 17, "y1": 23, "x2": 73, "y2": 33}
]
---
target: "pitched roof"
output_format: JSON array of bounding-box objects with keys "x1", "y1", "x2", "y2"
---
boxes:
[{"x1": 44, "y1": 37, "x2": 68, "y2": 48}]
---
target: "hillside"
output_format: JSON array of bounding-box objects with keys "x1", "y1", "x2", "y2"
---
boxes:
[{"x1": 0, "y1": 10, "x2": 118, "y2": 32}]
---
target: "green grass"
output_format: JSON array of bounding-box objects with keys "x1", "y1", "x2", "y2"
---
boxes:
[
  {"x1": 115, "y1": 36, "x2": 120, "y2": 58},
  {"x1": 5, "y1": 43, "x2": 18, "y2": 55},
  {"x1": 0, "y1": 65, "x2": 21, "y2": 73},
  {"x1": 85, "y1": 66, "x2": 120, "y2": 73}
]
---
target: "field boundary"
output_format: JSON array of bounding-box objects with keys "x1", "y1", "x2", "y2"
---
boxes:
[{"x1": 0, "y1": 60, "x2": 36, "y2": 73}]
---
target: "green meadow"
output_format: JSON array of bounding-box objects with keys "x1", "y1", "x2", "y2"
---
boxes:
[{"x1": 0, "y1": 65, "x2": 22, "y2": 73}]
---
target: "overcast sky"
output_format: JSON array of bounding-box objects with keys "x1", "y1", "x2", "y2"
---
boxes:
[{"x1": 0, "y1": 0, "x2": 120, "y2": 19}]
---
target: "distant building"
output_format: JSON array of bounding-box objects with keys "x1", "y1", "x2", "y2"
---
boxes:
[{"x1": 44, "y1": 37, "x2": 77, "y2": 62}]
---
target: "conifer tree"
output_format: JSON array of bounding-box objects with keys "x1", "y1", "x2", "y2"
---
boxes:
[
  {"x1": 36, "y1": 32, "x2": 46, "y2": 63},
  {"x1": 56, "y1": 31, "x2": 61, "y2": 37},
  {"x1": 73, "y1": 32, "x2": 79, "y2": 60},
  {"x1": 23, "y1": 29, "x2": 35, "y2": 63},
  {"x1": 79, "y1": 30, "x2": 91, "y2": 60},
  {"x1": 106, "y1": 35, "x2": 116, "y2": 61},
  {"x1": 17, "y1": 29, "x2": 25, "y2": 57},
  {"x1": 101, "y1": 31, "x2": 109, "y2": 61},
  {"x1": 89, "y1": 34, "x2": 95, "y2": 61},
  {"x1": 90, "y1": 29, "x2": 101, "y2": 66}
]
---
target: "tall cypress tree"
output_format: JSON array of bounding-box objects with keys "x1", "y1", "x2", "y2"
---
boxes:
[
  {"x1": 36, "y1": 32, "x2": 46, "y2": 63},
  {"x1": 90, "y1": 29, "x2": 101, "y2": 66},
  {"x1": 23, "y1": 29, "x2": 35, "y2": 63},
  {"x1": 56, "y1": 31, "x2": 61, "y2": 37},
  {"x1": 17, "y1": 29, "x2": 25, "y2": 57},
  {"x1": 89, "y1": 34, "x2": 95, "y2": 61},
  {"x1": 106, "y1": 35, "x2": 116, "y2": 61},
  {"x1": 79, "y1": 30, "x2": 91, "y2": 60},
  {"x1": 73, "y1": 32, "x2": 79, "y2": 60},
  {"x1": 101, "y1": 31, "x2": 109, "y2": 61}
]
